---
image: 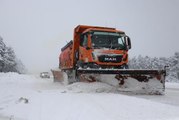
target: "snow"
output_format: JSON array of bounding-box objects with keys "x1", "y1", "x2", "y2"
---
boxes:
[
  {"x1": 99, "y1": 74, "x2": 164, "y2": 94},
  {"x1": 1, "y1": 73, "x2": 179, "y2": 120}
]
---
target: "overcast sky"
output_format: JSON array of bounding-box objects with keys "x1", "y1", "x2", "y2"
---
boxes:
[{"x1": 0, "y1": 0, "x2": 179, "y2": 73}]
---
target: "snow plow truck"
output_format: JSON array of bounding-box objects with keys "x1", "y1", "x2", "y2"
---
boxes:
[{"x1": 52, "y1": 25, "x2": 166, "y2": 94}]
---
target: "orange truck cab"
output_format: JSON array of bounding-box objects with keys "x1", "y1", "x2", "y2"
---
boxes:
[{"x1": 59, "y1": 25, "x2": 131, "y2": 70}]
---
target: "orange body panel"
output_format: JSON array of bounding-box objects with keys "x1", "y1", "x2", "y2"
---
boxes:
[
  {"x1": 59, "y1": 41, "x2": 73, "y2": 69},
  {"x1": 59, "y1": 25, "x2": 129, "y2": 70},
  {"x1": 79, "y1": 47, "x2": 128, "y2": 66}
]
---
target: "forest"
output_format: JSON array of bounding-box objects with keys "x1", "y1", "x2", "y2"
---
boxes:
[
  {"x1": 0, "y1": 36, "x2": 25, "y2": 73},
  {"x1": 129, "y1": 53, "x2": 179, "y2": 82}
]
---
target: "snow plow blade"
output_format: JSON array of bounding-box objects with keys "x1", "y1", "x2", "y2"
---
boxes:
[
  {"x1": 77, "y1": 69, "x2": 166, "y2": 94},
  {"x1": 51, "y1": 69, "x2": 69, "y2": 84}
]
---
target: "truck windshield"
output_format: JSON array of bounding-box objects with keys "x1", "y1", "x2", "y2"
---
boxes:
[{"x1": 91, "y1": 31, "x2": 126, "y2": 50}]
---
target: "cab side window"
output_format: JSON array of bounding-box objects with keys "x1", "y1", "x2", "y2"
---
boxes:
[{"x1": 80, "y1": 34, "x2": 88, "y2": 47}]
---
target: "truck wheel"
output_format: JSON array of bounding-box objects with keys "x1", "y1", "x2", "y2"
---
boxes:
[
  {"x1": 121, "y1": 64, "x2": 129, "y2": 69},
  {"x1": 124, "y1": 64, "x2": 129, "y2": 69}
]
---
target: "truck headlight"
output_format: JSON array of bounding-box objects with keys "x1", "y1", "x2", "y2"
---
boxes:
[{"x1": 123, "y1": 54, "x2": 128, "y2": 61}]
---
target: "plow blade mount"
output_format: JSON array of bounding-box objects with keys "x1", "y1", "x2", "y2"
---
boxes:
[{"x1": 77, "y1": 69, "x2": 166, "y2": 94}]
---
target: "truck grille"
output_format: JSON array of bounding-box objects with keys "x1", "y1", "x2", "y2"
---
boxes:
[{"x1": 98, "y1": 55, "x2": 123, "y2": 63}]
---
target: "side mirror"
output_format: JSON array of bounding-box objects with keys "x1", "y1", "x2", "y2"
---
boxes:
[{"x1": 125, "y1": 36, "x2": 131, "y2": 50}]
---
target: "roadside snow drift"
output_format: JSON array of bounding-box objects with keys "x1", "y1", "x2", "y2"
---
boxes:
[{"x1": 0, "y1": 72, "x2": 179, "y2": 120}]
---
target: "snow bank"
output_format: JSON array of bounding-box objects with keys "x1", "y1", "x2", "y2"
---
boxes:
[
  {"x1": 1, "y1": 73, "x2": 179, "y2": 120},
  {"x1": 99, "y1": 74, "x2": 164, "y2": 94},
  {"x1": 0, "y1": 72, "x2": 63, "y2": 119},
  {"x1": 65, "y1": 82, "x2": 117, "y2": 93}
]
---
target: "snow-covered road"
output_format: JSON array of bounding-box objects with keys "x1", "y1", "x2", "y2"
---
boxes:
[
  {"x1": 0, "y1": 73, "x2": 179, "y2": 120},
  {"x1": 130, "y1": 83, "x2": 179, "y2": 107}
]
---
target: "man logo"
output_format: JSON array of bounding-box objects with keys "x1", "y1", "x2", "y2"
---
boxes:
[{"x1": 104, "y1": 57, "x2": 117, "y2": 61}]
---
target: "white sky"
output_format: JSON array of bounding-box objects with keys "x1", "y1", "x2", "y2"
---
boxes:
[{"x1": 0, "y1": 0, "x2": 179, "y2": 73}]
